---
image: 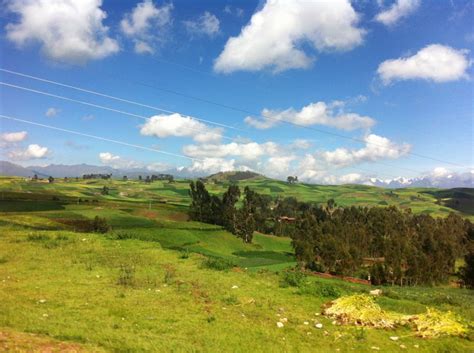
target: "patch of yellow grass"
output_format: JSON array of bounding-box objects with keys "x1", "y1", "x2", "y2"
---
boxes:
[
  {"x1": 411, "y1": 308, "x2": 468, "y2": 338},
  {"x1": 323, "y1": 294, "x2": 400, "y2": 328}
]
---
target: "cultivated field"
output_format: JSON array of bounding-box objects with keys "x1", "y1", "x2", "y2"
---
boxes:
[{"x1": 0, "y1": 176, "x2": 473, "y2": 352}]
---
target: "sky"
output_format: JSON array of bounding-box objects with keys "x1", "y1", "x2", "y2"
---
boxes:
[{"x1": 0, "y1": 0, "x2": 473, "y2": 184}]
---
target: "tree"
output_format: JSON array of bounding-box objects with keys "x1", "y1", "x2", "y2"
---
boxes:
[
  {"x1": 287, "y1": 176, "x2": 299, "y2": 184},
  {"x1": 123, "y1": 176, "x2": 128, "y2": 181},
  {"x1": 234, "y1": 209, "x2": 255, "y2": 243},
  {"x1": 33, "y1": 174, "x2": 38, "y2": 181},
  {"x1": 138, "y1": 175, "x2": 142, "y2": 181},
  {"x1": 460, "y1": 223, "x2": 474, "y2": 288},
  {"x1": 101, "y1": 186, "x2": 109, "y2": 195},
  {"x1": 48, "y1": 176, "x2": 54, "y2": 183},
  {"x1": 222, "y1": 185, "x2": 240, "y2": 233},
  {"x1": 188, "y1": 181, "x2": 212, "y2": 223}
]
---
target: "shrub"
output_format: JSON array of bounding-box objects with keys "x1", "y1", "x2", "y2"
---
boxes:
[
  {"x1": 279, "y1": 270, "x2": 306, "y2": 288},
  {"x1": 163, "y1": 265, "x2": 176, "y2": 284},
  {"x1": 179, "y1": 248, "x2": 190, "y2": 259},
  {"x1": 202, "y1": 257, "x2": 234, "y2": 271},
  {"x1": 92, "y1": 216, "x2": 109, "y2": 233},
  {"x1": 111, "y1": 231, "x2": 135, "y2": 240},
  {"x1": 117, "y1": 264, "x2": 135, "y2": 287},
  {"x1": 27, "y1": 234, "x2": 51, "y2": 242},
  {"x1": 299, "y1": 282, "x2": 341, "y2": 298},
  {"x1": 222, "y1": 295, "x2": 239, "y2": 305}
]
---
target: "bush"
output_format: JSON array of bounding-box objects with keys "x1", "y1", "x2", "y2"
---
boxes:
[
  {"x1": 279, "y1": 270, "x2": 306, "y2": 288},
  {"x1": 92, "y1": 216, "x2": 110, "y2": 233},
  {"x1": 299, "y1": 282, "x2": 341, "y2": 298},
  {"x1": 111, "y1": 231, "x2": 135, "y2": 240},
  {"x1": 202, "y1": 257, "x2": 234, "y2": 271},
  {"x1": 117, "y1": 264, "x2": 135, "y2": 287}
]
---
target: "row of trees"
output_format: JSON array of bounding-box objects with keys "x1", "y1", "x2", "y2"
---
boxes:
[
  {"x1": 292, "y1": 205, "x2": 471, "y2": 286},
  {"x1": 188, "y1": 181, "x2": 473, "y2": 286}
]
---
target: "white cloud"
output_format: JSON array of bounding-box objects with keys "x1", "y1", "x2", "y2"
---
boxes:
[
  {"x1": 1, "y1": 131, "x2": 28, "y2": 143},
  {"x1": 264, "y1": 155, "x2": 296, "y2": 178},
  {"x1": 320, "y1": 134, "x2": 411, "y2": 166},
  {"x1": 187, "y1": 158, "x2": 236, "y2": 174},
  {"x1": 140, "y1": 113, "x2": 223, "y2": 143},
  {"x1": 290, "y1": 139, "x2": 312, "y2": 150},
  {"x1": 45, "y1": 107, "x2": 60, "y2": 118},
  {"x1": 8, "y1": 144, "x2": 49, "y2": 160},
  {"x1": 120, "y1": 0, "x2": 173, "y2": 54},
  {"x1": 245, "y1": 101, "x2": 375, "y2": 131},
  {"x1": 375, "y1": 0, "x2": 420, "y2": 26},
  {"x1": 430, "y1": 167, "x2": 451, "y2": 178},
  {"x1": 184, "y1": 12, "x2": 220, "y2": 37},
  {"x1": 377, "y1": 44, "x2": 471, "y2": 84},
  {"x1": 99, "y1": 152, "x2": 142, "y2": 169},
  {"x1": 5, "y1": 0, "x2": 119, "y2": 65},
  {"x1": 214, "y1": 0, "x2": 365, "y2": 73},
  {"x1": 183, "y1": 141, "x2": 279, "y2": 160},
  {"x1": 224, "y1": 5, "x2": 244, "y2": 17}
]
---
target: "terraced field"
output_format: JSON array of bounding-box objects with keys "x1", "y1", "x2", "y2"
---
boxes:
[{"x1": 0, "y1": 176, "x2": 473, "y2": 352}]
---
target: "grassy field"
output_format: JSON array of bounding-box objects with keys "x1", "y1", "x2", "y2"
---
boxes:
[{"x1": 0, "y1": 176, "x2": 473, "y2": 352}]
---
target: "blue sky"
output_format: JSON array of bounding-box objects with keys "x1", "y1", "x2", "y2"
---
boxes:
[{"x1": 0, "y1": 0, "x2": 473, "y2": 184}]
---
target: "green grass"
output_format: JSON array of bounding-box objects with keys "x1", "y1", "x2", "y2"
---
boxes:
[{"x1": 0, "y1": 177, "x2": 473, "y2": 352}]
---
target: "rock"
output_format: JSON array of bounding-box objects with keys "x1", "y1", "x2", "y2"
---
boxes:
[
  {"x1": 280, "y1": 317, "x2": 288, "y2": 323},
  {"x1": 414, "y1": 345, "x2": 419, "y2": 348},
  {"x1": 315, "y1": 323, "x2": 323, "y2": 329},
  {"x1": 277, "y1": 322, "x2": 284, "y2": 328},
  {"x1": 38, "y1": 299, "x2": 46, "y2": 304},
  {"x1": 231, "y1": 285, "x2": 238, "y2": 289},
  {"x1": 303, "y1": 321, "x2": 309, "y2": 325},
  {"x1": 371, "y1": 347, "x2": 380, "y2": 351},
  {"x1": 370, "y1": 289, "x2": 382, "y2": 296},
  {"x1": 400, "y1": 344, "x2": 406, "y2": 349},
  {"x1": 389, "y1": 336, "x2": 399, "y2": 341}
]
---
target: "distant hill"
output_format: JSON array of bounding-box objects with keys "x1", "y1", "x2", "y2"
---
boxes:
[
  {"x1": 205, "y1": 171, "x2": 264, "y2": 182},
  {"x1": 1, "y1": 160, "x2": 472, "y2": 188},
  {"x1": 0, "y1": 161, "x2": 34, "y2": 177}
]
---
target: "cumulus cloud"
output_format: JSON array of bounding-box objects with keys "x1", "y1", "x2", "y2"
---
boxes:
[
  {"x1": 187, "y1": 158, "x2": 236, "y2": 174},
  {"x1": 99, "y1": 152, "x2": 143, "y2": 169},
  {"x1": 183, "y1": 141, "x2": 279, "y2": 160},
  {"x1": 8, "y1": 144, "x2": 49, "y2": 160},
  {"x1": 184, "y1": 11, "x2": 220, "y2": 37},
  {"x1": 290, "y1": 139, "x2": 312, "y2": 150},
  {"x1": 140, "y1": 114, "x2": 223, "y2": 143},
  {"x1": 245, "y1": 101, "x2": 375, "y2": 131},
  {"x1": 5, "y1": 0, "x2": 119, "y2": 65},
  {"x1": 377, "y1": 44, "x2": 471, "y2": 84},
  {"x1": 320, "y1": 134, "x2": 411, "y2": 167},
  {"x1": 45, "y1": 107, "x2": 60, "y2": 118},
  {"x1": 375, "y1": 0, "x2": 420, "y2": 26},
  {"x1": 120, "y1": 0, "x2": 173, "y2": 54},
  {"x1": 214, "y1": 0, "x2": 365, "y2": 73},
  {"x1": 1, "y1": 131, "x2": 28, "y2": 144}
]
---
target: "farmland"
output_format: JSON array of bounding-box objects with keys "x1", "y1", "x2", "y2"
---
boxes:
[{"x1": 0, "y1": 176, "x2": 473, "y2": 352}]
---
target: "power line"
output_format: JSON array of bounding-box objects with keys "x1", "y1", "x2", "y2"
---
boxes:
[
  {"x1": 0, "y1": 81, "x2": 234, "y2": 142},
  {"x1": 0, "y1": 68, "x2": 464, "y2": 173},
  {"x1": 0, "y1": 68, "x2": 243, "y2": 132},
  {"x1": 1, "y1": 67, "x2": 464, "y2": 168},
  {"x1": 0, "y1": 114, "x2": 202, "y2": 162}
]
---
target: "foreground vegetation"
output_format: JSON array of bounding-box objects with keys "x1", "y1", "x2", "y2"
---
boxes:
[{"x1": 0, "y1": 176, "x2": 473, "y2": 352}]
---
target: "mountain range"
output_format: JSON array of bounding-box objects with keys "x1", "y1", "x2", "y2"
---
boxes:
[{"x1": 1, "y1": 161, "x2": 472, "y2": 188}]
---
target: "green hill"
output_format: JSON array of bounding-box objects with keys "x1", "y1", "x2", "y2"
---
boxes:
[{"x1": 0, "y1": 177, "x2": 473, "y2": 352}]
